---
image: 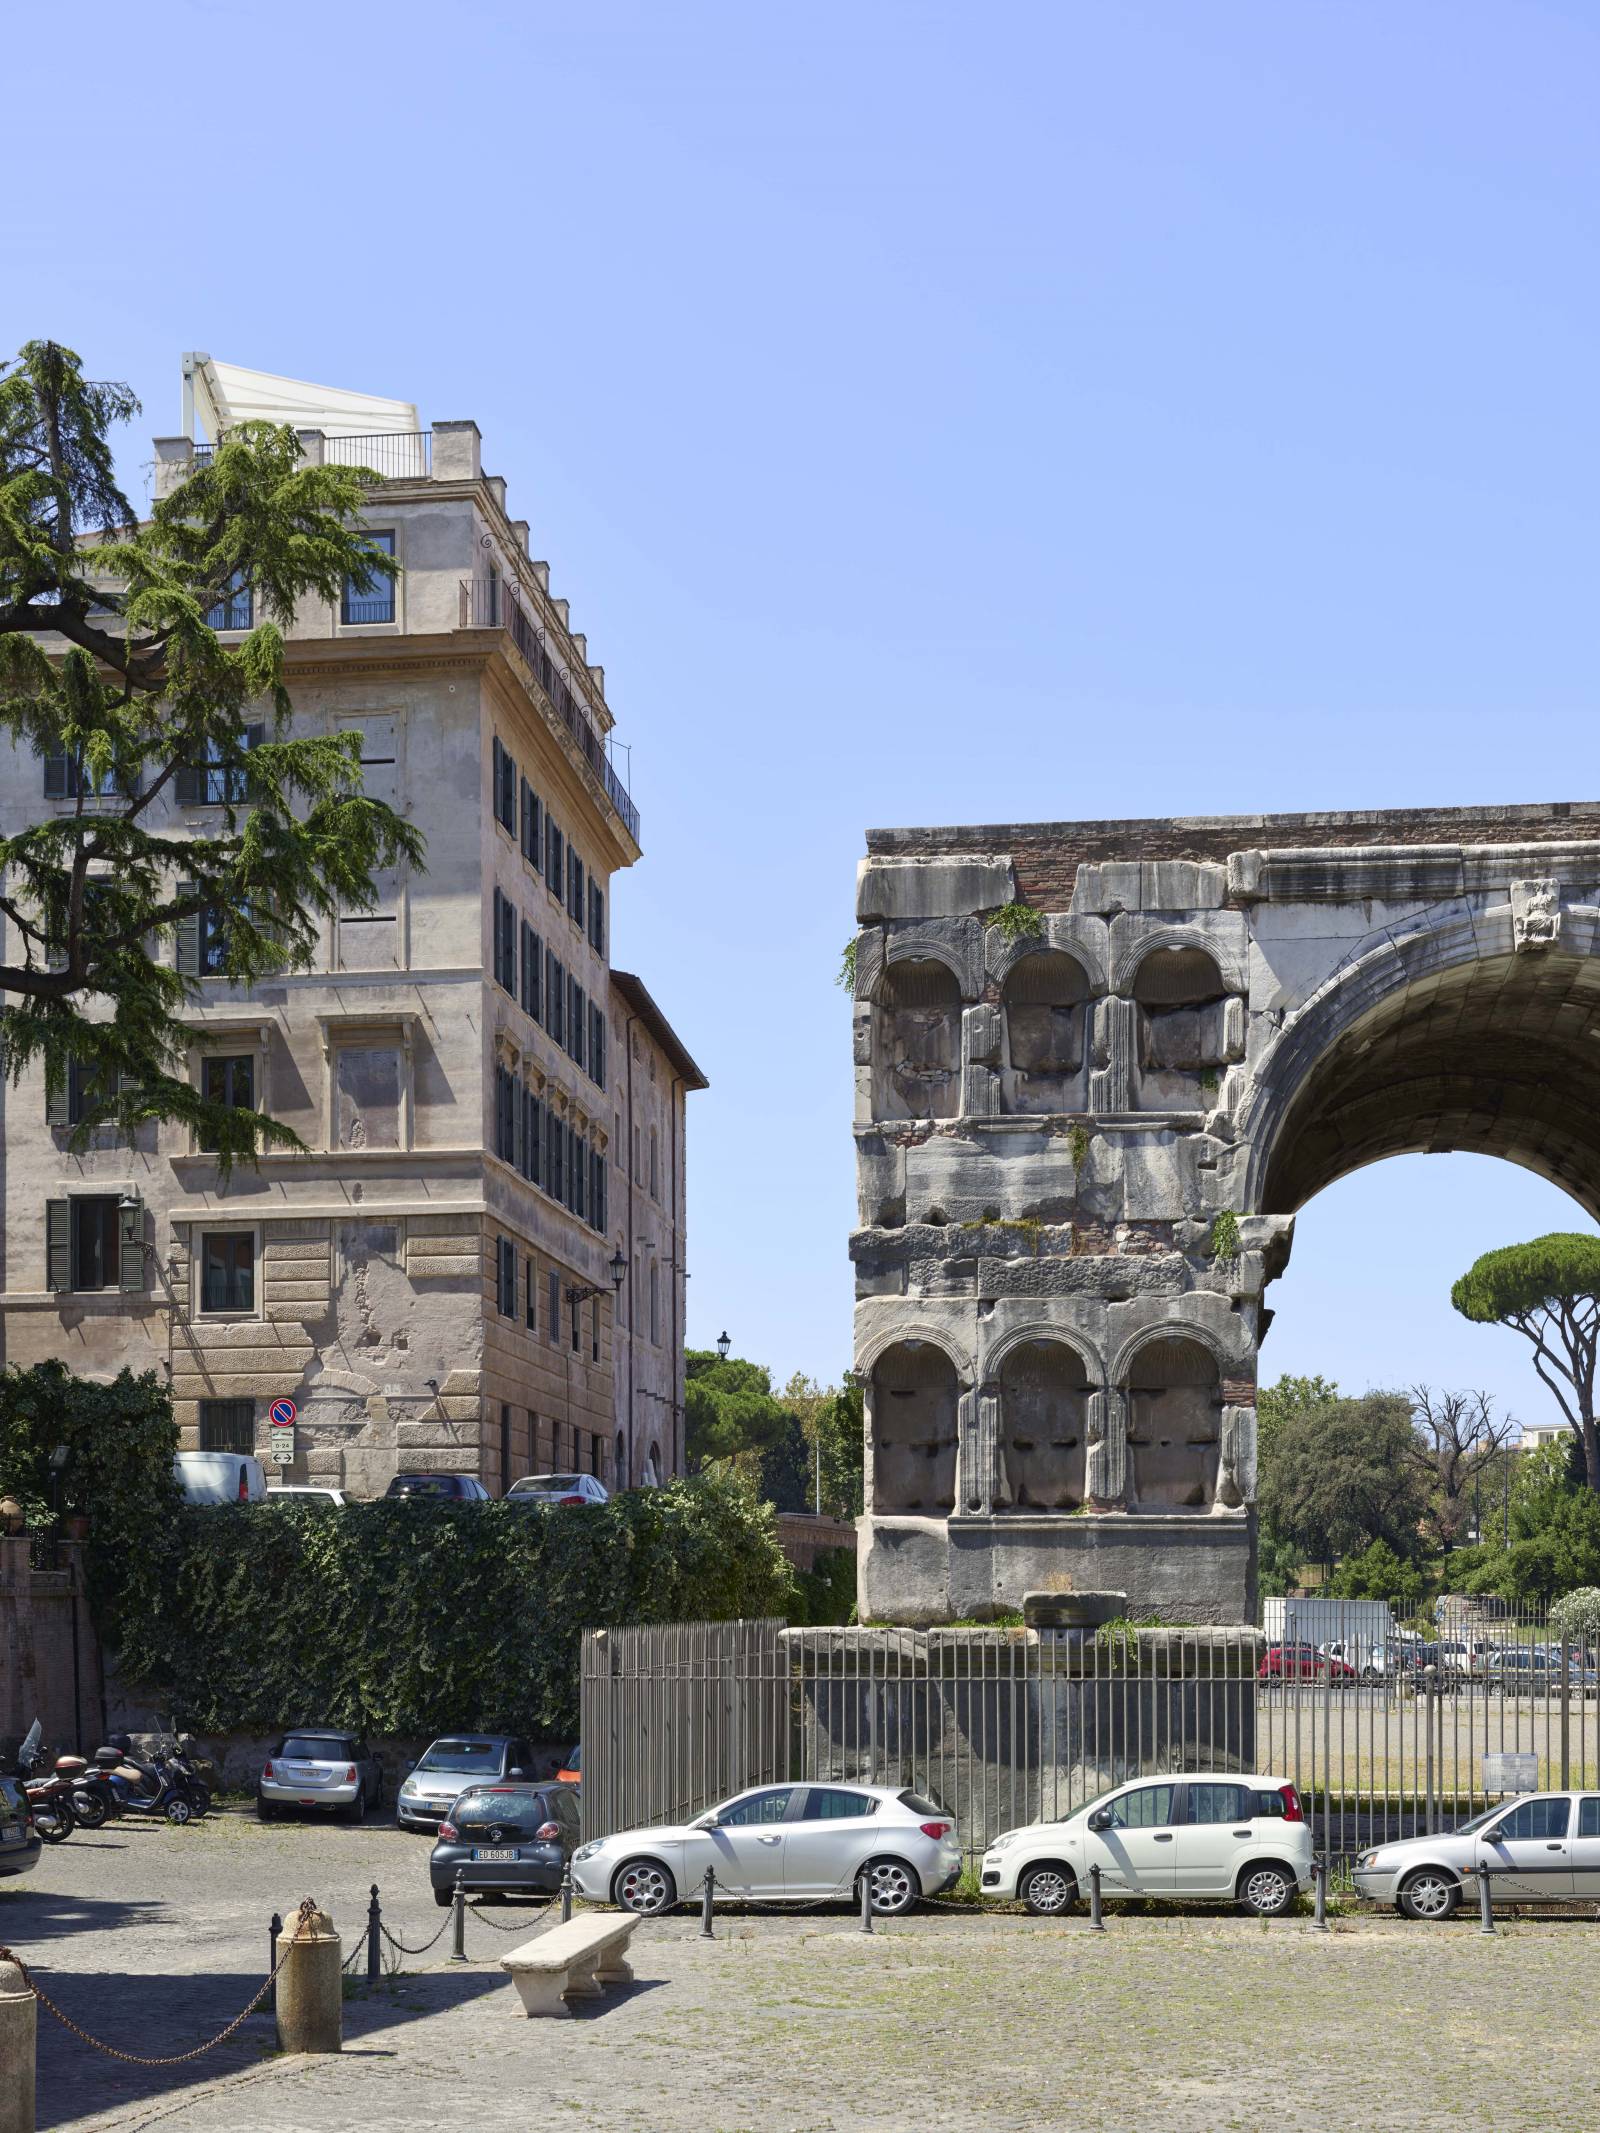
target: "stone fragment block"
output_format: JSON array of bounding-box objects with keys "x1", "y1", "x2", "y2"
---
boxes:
[
  {"x1": 1071, "y1": 862, "x2": 1143, "y2": 916},
  {"x1": 1142, "y1": 861, "x2": 1226, "y2": 912},
  {"x1": 858, "y1": 856, "x2": 1015, "y2": 922}
]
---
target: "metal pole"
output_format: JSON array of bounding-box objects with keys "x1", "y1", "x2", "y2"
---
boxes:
[
  {"x1": 560, "y1": 1865, "x2": 574, "y2": 1924},
  {"x1": 1311, "y1": 1857, "x2": 1329, "y2": 1932},
  {"x1": 451, "y1": 1871, "x2": 467, "y2": 1962},
  {"x1": 1088, "y1": 1863, "x2": 1105, "y2": 1932},
  {"x1": 1560, "y1": 1640, "x2": 1572, "y2": 1791},
  {"x1": 1424, "y1": 1669, "x2": 1437, "y2": 1835},
  {"x1": 269, "y1": 1912, "x2": 282, "y2": 2016},
  {"x1": 1477, "y1": 1860, "x2": 1494, "y2": 1937},
  {"x1": 701, "y1": 1866, "x2": 716, "y2": 1939},
  {"x1": 858, "y1": 1868, "x2": 873, "y2": 1935},
  {"x1": 367, "y1": 1885, "x2": 380, "y2": 1987}
]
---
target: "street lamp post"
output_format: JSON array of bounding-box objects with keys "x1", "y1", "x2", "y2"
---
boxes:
[{"x1": 716, "y1": 1330, "x2": 731, "y2": 1362}]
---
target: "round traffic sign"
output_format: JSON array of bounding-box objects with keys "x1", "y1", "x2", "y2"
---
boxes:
[{"x1": 268, "y1": 1398, "x2": 298, "y2": 1428}]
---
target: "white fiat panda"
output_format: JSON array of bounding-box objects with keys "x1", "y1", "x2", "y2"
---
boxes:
[{"x1": 980, "y1": 1772, "x2": 1315, "y2": 1916}]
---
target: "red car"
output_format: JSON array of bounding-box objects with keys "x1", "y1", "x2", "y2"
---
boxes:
[{"x1": 1259, "y1": 1643, "x2": 1356, "y2": 1684}]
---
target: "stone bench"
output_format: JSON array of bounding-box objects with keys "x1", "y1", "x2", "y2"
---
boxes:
[{"x1": 500, "y1": 1915, "x2": 638, "y2": 2017}]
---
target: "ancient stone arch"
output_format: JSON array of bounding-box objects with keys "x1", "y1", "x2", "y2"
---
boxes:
[{"x1": 852, "y1": 804, "x2": 1600, "y2": 1623}]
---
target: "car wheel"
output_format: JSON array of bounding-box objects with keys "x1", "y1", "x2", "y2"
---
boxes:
[
  {"x1": 345, "y1": 1790, "x2": 366, "y2": 1824},
  {"x1": 1018, "y1": 1862, "x2": 1078, "y2": 1916},
  {"x1": 434, "y1": 1887, "x2": 454, "y2": 1909},
  {"x1": 165, "y1": 1796, "x2": 193, "y2": 1825},
  {"x1": 1398, "y1": 1869, "x2": 1459, "y2": 1922},
  {"x1": 1238, "y1": 1861, "x2": 1298, "y2": 1917},
  {"x1": 256, "y1": 1796, "x2": 278, "y2": 1822},
  {"x1": 613, "y1": 1857, "x2": 677, "y2": 1915},
  {"x1": 862, "y1": 1856, "x2": 920, "y2": 1916}
]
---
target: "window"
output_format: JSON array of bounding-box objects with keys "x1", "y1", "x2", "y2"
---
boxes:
[
  {"x1": 650, "y1": 1126, "x2": 659, "y2": 1202},
  {"x1": 1107, "y1": 1784, "x2": 1175, "y2": 1829},
  {"x1": 175, "y1": 881, "x2": 241, "y2": 978},
  {"x1": 199, "y1": 1054, "x2": 255, "y2": 1152},
  {"x1": 568, "y1": 847, "x2": 585, "y2": 926},
  {"x1": 521, "y1": 921, "x2": 541, "y2": 1020},
  {"x1": 547, "y1": 1270, "x2": 560, "y2": 1344},
  {"x1": 589, "y1": 1005, "x2": 606, "y2": 1090},
  {"x1": 494, "y1": 1064, "x2": 517, "y2": 1164},
  {"x1": 491, "y1": 737, "x2": 517, "y2": 835},
  {"x1": 199, "y1": 1399, "x2": 255, "y2": 1453},
  {"x1": 45, "y1": 1195, "x2": 143, "y2": 1293},
  {"x1": 525, "y1": 1256, "x2": 537, "y2": 1331},
  {"x1": 546, "y1": 952, "x2": 564, "y2": 1045},
  {"x1": 590, "y1": 1147, "x2": 607, "y2": 1234},
  {"x1": 570, "y1": 1124, "x2": 587, "y2": 1221},
  {"x1": 801, "y1": 1789, "x2": 877, "y2": 1821},
  {"x1": 42, "y1": 746, "x2": 137, "y2": 801},
  {"x1": 649, "y1": 1261, "x2": 660, "y2": 1346},
  {"x1": 570, "y1": 1291, "x2": 581, "y2": 1354},
  {"x1": 46, "y1": 1058, "x2": 121, "y2": 1130},
  {"x1": 492, "y1": 890, "x2": 518, "y2": 995},
  {"x1": 545, "y1": 815, "x2": 564, "y2": 899},
  {"x1": 1185, "y1": 1784, "x2": 1253, "y2": 1825},
  {"x1": 588, "y1": 880, "x2": 605, "y2": 955},
  {"x1": 523, "y1": 1089, "x2": 543, "y2": 1185},
  {"x1": 497, "y1": 1236, "x2": 516, "y2": 1318},
  {"x1": 1492, "y1": 1797, "x2": 1571, "y2": 1843},
  {"x1": 719, "y1": 1788, "x2": 795, "y2": 1827},
  {"x1": 1580, "y1": 1799, "x2": 1600, "y2": 1840},
  {"x1": 174, "y1": 722, "x2": 264, "y2": 807},
  {"x1": 341, "y1": 529, "x2": 395, "y2": 624},
  {"x1": 520, "y1": 778, "x2": 542, "y2": 866},
  {"x1": 205, "y1": 572, "x2": 253, "y2": 631},
  {"x1": 199, "y1": 1231, "x2": 255, "y2": 1313},
  {"x1": 591, "y1": 1297, "x2": 599, "y2": 1364},
  {"x1": 569, "y1": 978, "x2": 586, "y2": 1070}
]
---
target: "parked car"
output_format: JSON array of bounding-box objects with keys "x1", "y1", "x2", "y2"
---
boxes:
[
  {"x1": 266, "y1": 1485, "x2": 347, "y2": 1506},
  {"x1": 1259, "y1": 1644, "x2": 1355, "y2": 1685},
  {"x1": 384, "y1": 1474, "x2": 491, "y2": 1501},
  {"x1": 173, "y1": 1451, "x2": 267, "y2": 1505},
  {"x1": 397, "y1": 1735, "x2": 538, "y2": 1831},
  {"x1": 1490, "y1": 1649, "x2": 1599, "y2": 1696},
  {"x1": 571, "y1": 1781, "x2": 961, "y2": 1917},
  {"x1": 980, "y1": 1773, "x2": 1313, "y2": 1917},
  {"x1": 0, "y1": 1775, "x2": 41, "y2": 1882},
  {"x1": 556, "y1": 1743, "x2": 581, "y2": 1788},
  {"x1": 1353, "y1": 1791, "x2": 1600, "y2": 1918},
  {"x1": 505, "y1": 1473, "x2": 609, "y2": 1507},
  {"x1": 428, "y1": 1781, "x2": 582, "y2": 1906},
  {"x1": 258, "y1": 1730, "x2": 384, "y2": 1821}
]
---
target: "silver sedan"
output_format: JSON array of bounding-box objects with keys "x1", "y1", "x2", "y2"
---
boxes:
[{"x1": 1353, "y1": 1791, "x2": 1600, "y2": 1919}]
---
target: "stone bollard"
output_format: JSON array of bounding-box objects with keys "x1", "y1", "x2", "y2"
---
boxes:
[
  {"x1": 0, "y1": 1956, "x2": 35, "y2": 2133},
  {"x1": 275, "y1": 1906, "x2": 342, "y2": 2055}
]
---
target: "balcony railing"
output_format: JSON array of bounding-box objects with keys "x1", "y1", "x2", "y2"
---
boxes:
[
  {"x1": 460, "y1": 578, "x2": 640, "y2": 843},
  {"x1": 186, "y1": 432, "x2": 431, "y2": 479}
]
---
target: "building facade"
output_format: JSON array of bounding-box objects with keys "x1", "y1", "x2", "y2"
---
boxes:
[
  {"x1": 1, "y1": 391, "x2": 703, "y2": 1496},
  {"x1": 851, "y1": 803, "x2": 1600, "y2": 1625}
]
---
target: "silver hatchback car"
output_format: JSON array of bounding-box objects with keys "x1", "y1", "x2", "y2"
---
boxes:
[
  {"x1": 1354, "y1": 1791, "x2": 1600, "y2": 1918},
  {"x1": 258, "y1": 1730, "x2": 383, "y2": 1821},
  {"x1": 572, "y1": 1781, "x2": 962, "y2": 1915}
]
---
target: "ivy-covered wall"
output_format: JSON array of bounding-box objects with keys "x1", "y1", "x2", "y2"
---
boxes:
[{"x1": 118, "y1": 1471, "x2": 797, "y2": 1739}]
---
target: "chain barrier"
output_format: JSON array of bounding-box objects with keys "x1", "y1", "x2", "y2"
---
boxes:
[
  {"x1": 0, "y1": 1897, "x2": 319, "y2": 2068},
  {"x1": 464, "y1": 1894, "x2": 559, "y2": 1932},
  {"x1": 378, "y1": 1911, "x2": 454, "y2": 1959}
]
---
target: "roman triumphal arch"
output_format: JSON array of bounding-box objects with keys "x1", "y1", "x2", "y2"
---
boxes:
[{"x1": 850, "y1": 802, "x2": 1600, "y2": 1625}]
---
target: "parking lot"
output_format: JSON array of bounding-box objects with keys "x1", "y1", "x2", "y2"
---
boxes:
[{"x1": 9, "y1": 1805, "x2": 1600, "y2": 2130}]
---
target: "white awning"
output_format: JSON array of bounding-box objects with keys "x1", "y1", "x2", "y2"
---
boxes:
[{"x1": 185, "y1": 354, "x2": 419, "y2": 442}]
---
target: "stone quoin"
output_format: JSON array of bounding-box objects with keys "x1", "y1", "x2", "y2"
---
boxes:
[{"x1": 851, "y1": 800, "x2": 1600, "y2": 1625}]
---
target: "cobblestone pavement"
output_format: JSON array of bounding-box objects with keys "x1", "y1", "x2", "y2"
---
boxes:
[{"x1": 8, "y1": 1808, "x2": 1598, "y2": 2131}]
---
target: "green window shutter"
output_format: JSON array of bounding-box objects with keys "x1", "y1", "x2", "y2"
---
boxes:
[
  {"x1": 43, "y1": 751, "x2": 72, "y2": 800},
  {"x1": 174, "y1": 764, "x2": 205, "y2": 806},
  {"x1": 45, "y1": 1070, "x2": 70, "y2": 1128},
  {"x1": 119, "y1": 1195, "x2": 146, "y2": 1292},
  {"x1": 176, "y1": 883, "x2": 200, "y2": 976},
  {"x1": 46, "y1": 1200, "x2": 72, "y2": 1291}
]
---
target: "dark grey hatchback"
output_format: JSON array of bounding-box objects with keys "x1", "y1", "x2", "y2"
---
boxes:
[
  {"x1": 428, "y1": 1783, "x2": 580, "y2": 1906},
  {"x1": 0, "y1": 1776, "x2": 40, "y2": 1882}
]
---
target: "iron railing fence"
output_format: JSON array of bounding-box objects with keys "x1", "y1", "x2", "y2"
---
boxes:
[
  {"x1": 581, "y1": 1600, "x2": 1597, "y2": 1877},
  {"x1": 186, "y1": 432, "x2": 431, "y2": 478},
  {"x1": 459, "y1": 577, "x2": 640, "y2": 841}
]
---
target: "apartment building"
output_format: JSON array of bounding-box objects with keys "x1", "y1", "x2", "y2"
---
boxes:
[{"x1": 0, "y1": 359, "x2": 705, "y2": 1496}]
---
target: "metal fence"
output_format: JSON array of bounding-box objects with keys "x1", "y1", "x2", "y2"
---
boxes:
[{"x1": 580, "y1": 1599, "x2": 1598, "y2": 1874}]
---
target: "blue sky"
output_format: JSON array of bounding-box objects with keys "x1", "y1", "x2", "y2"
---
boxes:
[{"x1": 15, "y1": 0, "x2": 1597, "y2": 1427}]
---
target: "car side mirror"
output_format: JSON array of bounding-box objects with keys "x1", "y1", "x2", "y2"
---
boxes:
[
  {"x1": 1087, "y1": 1809, "x2": 1112, "y2": 1833},
  {"x1": 694, "y1": 1812, "x2": 721, "y2": 1830},
  {"x1": 508, "y1": 1767, "x2": 526, "y2": 1779}
]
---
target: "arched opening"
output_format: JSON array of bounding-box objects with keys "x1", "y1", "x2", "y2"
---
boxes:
[
  {"x1": 1126, "y1": 1336, "x2": 1222, "y2": 1509},
  {"x1": 644, "y1": 1440, "x2": 661, "y2": 1486},
  {"x1": 1256, "y1": 950, "x2": 1600, "y2": 1220},
  {"x1": 997, "y1": 1340, "x2": 1090, "y2": 1508},
  {"x1": 871, "y1": 1340, "x2": 959, "y2": 1514},
  {"x1": 1132, "y1": 946, "x2": 1228, "y2": 1110},
  {"x1": 1001, "y1": 951, "x2": 1090, "y2": 1113},
  {"x1": 873, "y1": 959, "x2": 961, "y2": 1121}
]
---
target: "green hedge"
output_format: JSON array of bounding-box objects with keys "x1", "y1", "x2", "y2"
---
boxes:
[{"x1": 118, "y1": 1470, "x2": 796, "y2": 1739}]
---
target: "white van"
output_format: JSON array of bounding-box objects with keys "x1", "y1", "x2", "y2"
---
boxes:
[{"x1": 174, "y1": 1451, "x2": 267, "y2": 1505}]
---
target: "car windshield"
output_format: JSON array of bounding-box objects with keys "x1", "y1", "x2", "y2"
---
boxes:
[
  {"x1": 281, "y1": 1736, "x2": 355, "y2": 1761},
  {"x1": 1450, "y1": 1805, "x2": 1508, "y2": 1835},
  {"x1": 563, "y1": 1745, "x2": 581, "y2": 1770},
  {"x1": 897, "y1": 1790, "x2": 944, "y2": 1817},
  {"x1": 395, "y1": 1476, "x2": 459, "y2": 1494},
  {"x1": 452, "y1": 1789, "x2": 543, "y2": 1826},
  {"x1": 514, "y1": 1475, "x2": 583, "y2": 1493},
  {"x1": 419, "y1": 1741, "x2": 502, "y2": 1774}
]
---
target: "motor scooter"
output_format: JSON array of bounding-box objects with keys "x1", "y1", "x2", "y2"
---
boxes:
[
  {"x1": 14, "y1": 1721, "x2": 76, "y2": 1843},
  {"x1": 98, "y1": 1734, "x2": 203, "y2": 1824}
]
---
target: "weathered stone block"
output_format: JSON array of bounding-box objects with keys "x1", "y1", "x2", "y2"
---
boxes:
[{"x1": 858, "y1": 856, "x2": 1015, "y2": 923}]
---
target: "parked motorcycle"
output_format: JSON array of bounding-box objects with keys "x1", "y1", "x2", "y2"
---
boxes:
[
  {"x1": 14, "y1": 1722, "x2": 77, "y2": 1843},
  {"x1": 99, "y1": 1733, "x2": 206, "y2": 1824}
]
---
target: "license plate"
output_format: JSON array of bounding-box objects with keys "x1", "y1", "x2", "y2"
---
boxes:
[
  {"x1": 472, "y1": 1847, "x2": 519, "y2": 1862},
  {"x1": 1, "y1": 1825, "x2": 20, "y2": 1843}
]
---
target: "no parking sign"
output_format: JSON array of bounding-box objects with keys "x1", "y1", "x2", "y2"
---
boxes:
[{"x1": 269, "y1": 1398, "x2": 298, "y2": 1429}]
